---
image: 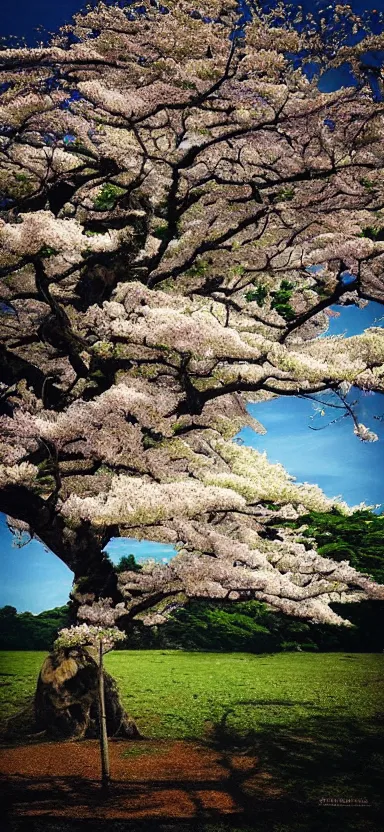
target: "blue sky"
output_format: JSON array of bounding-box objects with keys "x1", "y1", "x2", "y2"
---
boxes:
[
  {"x1": 0, "y1": 517, "x2": 73, "y2": 613},
  {"x1": 2, "y1": 1, "x2": 85, "y2": 44},
  {"x1": 320, "y1": 300, "x2": 384, "y2": 338},
  {"x1": 241, "y1": 390, "x2": 384, "y2": 510}
]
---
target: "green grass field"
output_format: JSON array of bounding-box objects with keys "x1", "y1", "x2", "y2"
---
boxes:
[
  {"x1": 0, "y1": 651, "x2": 383, "y2": 826},
  {"x1": 0, "y1": 650, "x2": 382, "y2": 738},
  {"x1": 109, "y1": 650, "x2": 384, "y2": 739}
]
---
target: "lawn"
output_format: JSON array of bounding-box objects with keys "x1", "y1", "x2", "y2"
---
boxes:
[
  {"x1": 0, "y1": 651, "x2": 382, "y2": 738},
  {"x1": 1, "y1": 651, "x2": 383, "y2": 821},
  {"x1": 105, "y1": 650, "x2": 384, "y2": 740},
  {"x1": 0, "y1": 650, "x2": 47, "y2": 720}
]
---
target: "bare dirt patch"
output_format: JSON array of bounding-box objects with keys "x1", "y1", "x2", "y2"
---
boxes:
[{"x1": 0, "y1": 739, "x2": 282, "y2": 821}]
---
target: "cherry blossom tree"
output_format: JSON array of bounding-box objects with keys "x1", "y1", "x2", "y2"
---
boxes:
[{"x1": 1, "y1": 1, "x2": 384, "y2": 737}]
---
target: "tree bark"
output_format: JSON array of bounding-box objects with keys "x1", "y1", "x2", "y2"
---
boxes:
[{"x1": 34, "y1": 646, "x2": 141, "y2": 740}]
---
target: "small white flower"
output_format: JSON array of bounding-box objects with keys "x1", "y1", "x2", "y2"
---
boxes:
[{"x1": 353, "y1": 423, "x2": 378, "y2": 442}]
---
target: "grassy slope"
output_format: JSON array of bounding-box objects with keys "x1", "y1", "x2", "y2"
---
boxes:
[{"x1": 0, "y1": 651, "x2": 382, "y2": 738}]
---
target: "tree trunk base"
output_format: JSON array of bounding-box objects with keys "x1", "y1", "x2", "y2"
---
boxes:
[{"x1": 34, "y1": 647, "x2": 141, "y2": 740}]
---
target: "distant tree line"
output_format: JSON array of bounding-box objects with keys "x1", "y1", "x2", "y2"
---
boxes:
[
  {"x1": 1, "y1": 511, "x2": 382, "y2": 653},
  {"x1": 1, "y1": 595, "x2": 382, "y2": 653},
  {"x1": 0, "y1": 604, "x2": 71, "y2": 650}
]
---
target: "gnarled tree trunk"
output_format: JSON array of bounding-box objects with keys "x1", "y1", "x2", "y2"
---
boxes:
[{"x1": 34, "y1": 646, "x2": 140, "y2": 740}]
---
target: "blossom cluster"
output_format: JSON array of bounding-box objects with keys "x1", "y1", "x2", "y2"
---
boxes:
[
  {"x1": 61, "y1": 476, "x2": 246, "y2": 527},
  {"x1": 54, "y1": 623, "x2": 125, "y2": 653},
  {"x1": 77, "y1": 596, "x2": 126, "y2": 626},
  {"x1": 116, "y1": 526, "x2": 384, "y2": 627},
  {"x1": 0, "y1": 211, "x2": 127, "y2": 260},
  {"x1": 353, "y1": 423, "x2": 379, "y2": 442}
]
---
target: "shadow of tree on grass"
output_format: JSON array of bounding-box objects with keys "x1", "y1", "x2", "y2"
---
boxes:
[
  {"x1": 203, "y1": 701, "x2": 384, "y2": 826},
  {"x1": 1, "y1": 698, "x2": 383, "y2": 832}
]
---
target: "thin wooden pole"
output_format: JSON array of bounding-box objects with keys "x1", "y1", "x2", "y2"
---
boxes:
[{"x1": 98, "y1": 639, "x2": 110, "y2": 791}]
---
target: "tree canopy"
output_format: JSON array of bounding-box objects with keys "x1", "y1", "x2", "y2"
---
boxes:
[{"x1": 1, "y1": 1, "x2": 384, "y2": 632}]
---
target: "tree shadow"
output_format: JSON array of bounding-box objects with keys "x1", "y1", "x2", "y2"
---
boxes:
[
  {"x1": 202, "y1": 700, "x2": 384, "y2": 830},
  {"x1": 1, "y1": 699, "x2": 383, "y2": 832},
  {"x1": 0, "y1": 769, "x2": 284, "y2": 830}
]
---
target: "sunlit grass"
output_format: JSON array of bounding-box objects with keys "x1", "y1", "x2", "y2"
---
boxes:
[
  {"x1": 0, "y1": 651, "x2": 382, "y2": 739},
  {"x1": 104, "y1": 651, "x2": 384, "y2": 739},
  {"x1": 0, "y1": 650, "x2": 384, "y2": 739},
  {"x1": 0, "y1": 651, "x2": 46, "y2": 719}
]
